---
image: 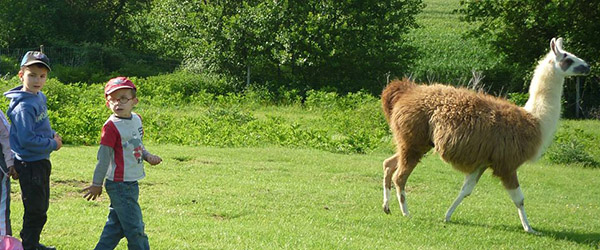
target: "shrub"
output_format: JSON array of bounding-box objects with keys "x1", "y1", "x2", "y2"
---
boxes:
[
  {"x1": 545, "y1": 124, "x2": 599, "y2": 167},
  {"x1": 51, "y1": 64, "x2": 108, "y2": 85},
  {"x1": 136, "y1": 71, "x2": 236, "y2": 100},
  {"x1": 0, "y1": 55, "x2": 18, "y2": 77},
  {"x1": 546, "y1": 139, "x2": 599, "y2": 167},
  {"x1": 507, "y1": 92, "x2": 529, "y2": 106}
]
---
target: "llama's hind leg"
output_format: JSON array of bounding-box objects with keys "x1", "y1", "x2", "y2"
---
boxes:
[
  {"x1": 382, "y1": 154, "x2": 398, "y2": 214},
  {"x1": 445, "y1": 166, "x2": 486, "y2": 222},
  {"x1": 501, "y1": 172, "x2": 538, "y2": 234},
  {"x1": 391, "y1": 151, "x2": 420, "y2": 217}
]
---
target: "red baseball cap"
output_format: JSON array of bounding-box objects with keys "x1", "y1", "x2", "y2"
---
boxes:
[{"x1": 104, "y1": 77, "x2": 136, "y2": 96}]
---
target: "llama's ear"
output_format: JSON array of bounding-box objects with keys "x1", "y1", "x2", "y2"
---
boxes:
[
  {"x1": 550, "y1": 37, "x2": 565, "y2": 60},
  {"x1": 550, "y1": 38, "x2": 558, "y2": 55},
  {"x1": 555, "y1": 38, "x2": 564, "y2": 51}
]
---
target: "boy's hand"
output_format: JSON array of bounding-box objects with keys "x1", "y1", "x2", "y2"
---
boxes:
[
  {"x1": 145, "y1": 154, "x2": 162, "y2": 165},
  {"x1": 54, "y1": 133, "x2": 63, "y2": 150},
  {"x1": 8, "y1": 166, "x2": 18, "y2": 180},
  {"x1": 82, "y1": 185, "x2": 102, "y2": 201}
]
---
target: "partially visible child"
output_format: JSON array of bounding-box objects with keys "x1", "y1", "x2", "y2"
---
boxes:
[
  {"x1": 4, "y1": 50, "x2": 61, "y2": 250},
  {"x1": 83, "y1": 77, "x2": 162, "y2": 250},
  {"x1": 0, "y1": 110, "x2": 14, "y2": 237}
]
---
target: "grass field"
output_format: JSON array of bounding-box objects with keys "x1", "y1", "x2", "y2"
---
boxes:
[
  {"x1": 407, "y1": 0, "x2": 500, "y2": 85},
  {"x1": 7, "y1": 144, "x2": 600, "y2": 249}
]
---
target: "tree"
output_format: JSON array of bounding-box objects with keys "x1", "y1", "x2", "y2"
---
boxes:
[
  {"x1": 147, "y1": 0, "x2": 424, "y2": 93},
  {"x1": 458, "y1": 0, "x2": 600, "y2": 118},
  {"x1": 0, "y1": 0, "x2": 152, "y2": 48}
]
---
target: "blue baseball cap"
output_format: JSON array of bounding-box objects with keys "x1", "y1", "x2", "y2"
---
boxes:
[{"x1": 20, "y1": 51, "x2": 51, "y2": 71}]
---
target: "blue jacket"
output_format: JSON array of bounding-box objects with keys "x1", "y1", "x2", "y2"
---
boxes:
[{"x1": 3, "y1": 86, "x2": 57, "y2": 161}]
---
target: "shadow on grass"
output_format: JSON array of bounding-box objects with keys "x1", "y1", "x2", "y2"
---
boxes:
[
  {"x1": 543, "y1": 229, "x2": 600, "y2": 247},
  {"x1": 446, "y1": 219, "x2": 600, "y2": 247}
]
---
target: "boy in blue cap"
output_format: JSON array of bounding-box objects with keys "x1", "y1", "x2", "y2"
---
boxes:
[{"x1": 4, "y1": 50, "x2": 62, "y2": 250}]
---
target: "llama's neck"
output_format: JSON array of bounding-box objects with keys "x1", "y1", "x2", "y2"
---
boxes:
[{"x1": 524, "y1": 53, "x2": 564, "y2": 160}]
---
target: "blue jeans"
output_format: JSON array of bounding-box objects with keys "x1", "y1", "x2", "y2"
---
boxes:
[{"x1": 95, "y1": 180, "x2": 149, "y2": 250}]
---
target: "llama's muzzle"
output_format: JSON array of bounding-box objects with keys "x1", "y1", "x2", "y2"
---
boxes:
[{"x1": 574, "y1": 64, "x2": 591, "y2": 75}]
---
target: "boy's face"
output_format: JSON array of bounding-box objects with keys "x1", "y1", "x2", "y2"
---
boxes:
[
  {"x1": 106, "y1": 88, "x2": 138, "y2": 118},
  {"x1": 19, "y1": 65, "x2": 48, "y2": 94}
]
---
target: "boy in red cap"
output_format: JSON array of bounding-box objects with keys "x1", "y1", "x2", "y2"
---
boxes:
[{"x1": 83, "y1": 77, "x2": 162, "y2": 250}]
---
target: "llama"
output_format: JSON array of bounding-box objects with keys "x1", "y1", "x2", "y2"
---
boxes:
[{"x1": 381, "y1": 38, "x2": 590, "y2": 233}]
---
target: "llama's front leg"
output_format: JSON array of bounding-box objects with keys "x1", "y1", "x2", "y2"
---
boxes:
[
  {"x1": 507, "y1": 187, "x2": 538, "y2": 234},
  {"x1": 382, "y1": 154, "x2": 398, "y2": 214},
  {"x1": 445, "y1": 166, "x2": 486, "y2": 222},
  {"x1": 501, "y1": 172, "x2": 539, "y2": 234}
]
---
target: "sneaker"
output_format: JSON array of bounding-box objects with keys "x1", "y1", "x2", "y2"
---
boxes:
[{"x1": 37, "y1": 244, "x2": 57, "y2": 250}]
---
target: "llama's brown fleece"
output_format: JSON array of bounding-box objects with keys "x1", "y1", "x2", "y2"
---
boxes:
[{"x1": 382, "y1": 78, "x2": 541, "y2": 176}]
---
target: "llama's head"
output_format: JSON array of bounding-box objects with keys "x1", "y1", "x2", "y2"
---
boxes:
[{"x1": 550, "y1": 37, "x2": 590, "y2": 76}]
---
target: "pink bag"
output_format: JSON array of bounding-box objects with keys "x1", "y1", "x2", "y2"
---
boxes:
[{"x1": 0, "y1": 236, "x2": 23, "y2": 250}]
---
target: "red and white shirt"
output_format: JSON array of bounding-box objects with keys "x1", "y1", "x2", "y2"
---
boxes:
[{"x1": 92, "y1": 113, "x2": 148, "y2": 186}]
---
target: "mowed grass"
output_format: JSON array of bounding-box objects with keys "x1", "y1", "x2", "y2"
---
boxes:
[{"x1": 6, "y1": 144, "x2": 600, "y2": 249}]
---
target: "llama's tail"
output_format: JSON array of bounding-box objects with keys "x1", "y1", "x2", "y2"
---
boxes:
[{"x1": 381, "y1": 78, "x2": 416, "y2": 122}]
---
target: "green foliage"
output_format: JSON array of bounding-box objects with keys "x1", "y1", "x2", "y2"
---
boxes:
[
  {"x1": 50, "y1": 64, "x2": 107, "y2": 85},
  {"x1": 141, "y1": 97, "x2": 388, "y2": 154},
  {"x1": 546, "y1": 124, "x2": 599, "y2": 167},
  {"x1": 0, "y1": 1, "x2": 178, "y2": 83},
  {"x1": 0, "y1": 77, "x2": 108, "y2": 145},
  {"x1": 546, "y1": 139, "x2": 598, "y2": 168},
  {"x1": 457, "y1": 0, "x2": 600, "y2": 117},
  {"x1": 135, "y1": 71, "x2": 237, "y2": 100},
  {"x1": 0, "y1": 0, "x2": 152, "y2": 48},
  {"x1": 0, "y1": 55, "x2": 18, "y2": 76},
  {"x1": 148, "y1": 0, "x2": 425, "y2": 93},
  {"x1": 0, "y1": 74, "x2": 390, "y2": 154},
  {"x1": 42, "y1": 79, "x2": 109, "y2": 145},
  {"x1": 507, "y1": 92, "x2": 529, "y2": 106},
  {"x1": 46, "y1": 43, "x2": 179, "y2": 84}
]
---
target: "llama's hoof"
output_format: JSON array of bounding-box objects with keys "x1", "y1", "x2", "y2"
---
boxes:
[
  {"x1": 383, "y1": 206, "x2": 391, "y2": 214},
  {"x1": 525, "y1": 228, "x2": 541, "y2": 235}
]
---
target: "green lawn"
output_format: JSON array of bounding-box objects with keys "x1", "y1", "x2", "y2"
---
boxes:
[{"x1": 7, "y1": 144, "x2": 600, "y2": 249}]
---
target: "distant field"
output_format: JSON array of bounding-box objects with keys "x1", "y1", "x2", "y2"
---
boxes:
[{"x1": 407, "y1": 0, "x2": 500, "y2": 85}]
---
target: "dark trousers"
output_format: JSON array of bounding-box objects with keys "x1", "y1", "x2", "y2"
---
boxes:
[{"x1": 15, "y1": 159, "x2": 51, "y2": 250}]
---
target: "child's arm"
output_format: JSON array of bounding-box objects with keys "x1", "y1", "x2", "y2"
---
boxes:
[
  {"x1": 11, "y1": 106, "x2": 58, "y2": 153},
  {"x1": 83, "y1": 145, "x2": 113, "y2": 201},
  {"x1": 142, "y1": 147, "x2": 162, "y2": 165}
]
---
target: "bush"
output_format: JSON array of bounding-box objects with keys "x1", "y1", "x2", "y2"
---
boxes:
[
  {"x1": 546, "y1": 139, "x2": 598, "y2": 167},
  {"x1": 507, "y1": 92, "x2": 529, "y2": 106},
  {"x1": 545, "y1": 124, "x2": 599, "y2": 167},
  {"x1": 0, "y1": 55, "x2": 18, "y2": 77},
  {"x1": 51, "y1": 64, "x2": 107, "y2": 85},
  {"x1": 136, "y1": 71, "x2": 236, "y2": 100}
]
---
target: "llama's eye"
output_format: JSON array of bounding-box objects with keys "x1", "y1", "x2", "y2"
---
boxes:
[{"x1": 563, "y1": 53, "x2": 567, "y2": 59}]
